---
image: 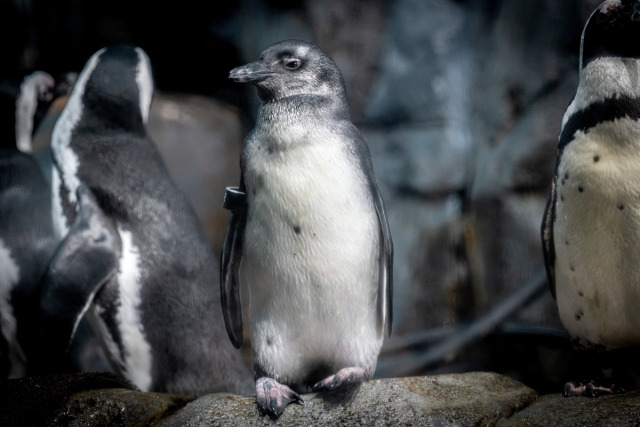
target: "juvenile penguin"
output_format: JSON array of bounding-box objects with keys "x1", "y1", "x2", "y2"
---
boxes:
[
  {"x1": 542, "y1": 0, "x2": 640, "y2": 396},
  {"x1": 223, "y1": 39, "x2": 393, "y2": 418},
  {"x1": 43, "y1": 45, "x2": 252, "y2": 396}
]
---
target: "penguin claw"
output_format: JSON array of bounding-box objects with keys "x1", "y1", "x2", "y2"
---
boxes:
[
  {"x1": 255, "y1": 377, "x2": 303, "y2": 419},
  {"x1": 312, "y1": 366, "x2": 366, "y2": 392}
]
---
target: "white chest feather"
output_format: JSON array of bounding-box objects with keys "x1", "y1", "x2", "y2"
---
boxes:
[
  {"x1": 554, "y1": 119, "x2": 640, "y2": 349},
  {"x1": 50, "y1": 51, "x2": 102, "y2": 237},
  {"x1": 241, "y1": 130, "x2": 382, "y2": 380},
  {"x1": 91, "y1": 229, "x2": 153, "y2": 391}
]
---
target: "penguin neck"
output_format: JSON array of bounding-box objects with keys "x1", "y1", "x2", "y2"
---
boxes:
[
  {"x1": 259, "y1": 93, "x2": 349, "y2": 125},
  {"x1": 254, "y1": 94, "x2": 349, "y2": 151},
  {"x1": 76, "y1": 105, "x2": 146, "y2": 135}
]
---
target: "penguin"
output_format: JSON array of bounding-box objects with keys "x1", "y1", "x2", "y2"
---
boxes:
[
  {"x1": 542, "y1": 0, "x2": 640, "y2": 397},
  {"x1": 43, "y1": 44, "x2": 252, "y2": 396},
  {"x1": 0, "y1": 71, "x2": 59, "y2": 378},
  {"x1": 222, "y1": 39, "x2": 393, "y2": 418},
  {"x1": 15, "y1": 71, "x2": 55, "y2": 153}
]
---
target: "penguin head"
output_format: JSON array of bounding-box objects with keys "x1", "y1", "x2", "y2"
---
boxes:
[
  {"x1": 70, "y1": 44, "x2": 154, "y2": 132},
  {"x1": 229, "y1": 39, "x2": 346, "y2": 103},
  {"x1": 581, "y1": 0, "x2": 640, "y2": 69}
]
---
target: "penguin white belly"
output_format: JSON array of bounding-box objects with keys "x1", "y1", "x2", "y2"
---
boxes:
[
  {"x1": 241, "y1": 137, "x2": 381, "y2": 382},
  {"x1": 555, "y1": 120, "x2": 640, "y2": 349}
]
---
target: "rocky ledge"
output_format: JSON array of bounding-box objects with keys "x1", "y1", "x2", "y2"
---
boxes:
[{"x1": 2, "y1": 371, "x2": 639, "y2": 426}]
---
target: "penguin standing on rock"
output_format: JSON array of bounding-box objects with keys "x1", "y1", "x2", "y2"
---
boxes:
[
  {"x1": 223, "y1": 39, "x2": 393, "y2": 418},
  {"x1": 43, "y1": 45, "x2": 252, "y2": 396},
  {"x1": 543, "y1": 0, "x2": 640, "y2": 397}
]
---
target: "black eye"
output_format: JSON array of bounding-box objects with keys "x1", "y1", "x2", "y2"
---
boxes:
[{"x1": 284, "y1": 59, "x2": 301, "y2": 70}]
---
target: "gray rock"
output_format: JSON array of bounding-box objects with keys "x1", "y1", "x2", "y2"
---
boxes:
[
  {"x1": 160, "y1": 372, "x2": 538, "y2": 426},
  {"x1": 46, "y1": 388, "x2": 191, "y2": 427},
  {"x1": 148, "y1": 92, "x2": 244, "y2": 253},
  {"x1": 500, "y1": 390, "x2": 640, "y2": 426}
]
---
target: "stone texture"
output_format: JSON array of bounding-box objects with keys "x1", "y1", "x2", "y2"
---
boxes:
[
  {"x1": 501, "y1": 390, "x2": 640, "y2": 426},
  {"x1": 5, "y1": 371, "x2": 640, "y2": 425},
  {"x1": 160, "y1": 372, "x2": 537, "y2": 426},
  {"x1": 147, "y1": 92, "x2": 243, "y2": 252}
]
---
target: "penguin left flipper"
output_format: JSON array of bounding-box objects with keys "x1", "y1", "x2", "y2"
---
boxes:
[
  {"x1": 541, "y1": 174, "x2": 557, "y2": 299},
  {"x1": 38, "y1": 184, "x2": 121, "y2": 371},
  {"x1": 350, "y1": 126, "x2": 394, "y2": 338},
  {"x1": 220, "y1": 183, "x2": 248, "y2": 348}
]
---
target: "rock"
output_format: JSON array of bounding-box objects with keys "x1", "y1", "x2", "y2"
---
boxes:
[
  {"x1": 159, "y1": 372, "x2": 537, "y2": 426},
  {"x1": 501, "y1": 390, "x2": 640, "y2": 426},
  {"x1": 47, "y1": 388, "x2": 191, "y2": 427},
  {"x1": 0, "y1": 372, "x2": 190, "y2": 426},
  {"x1": 147, "y1": 92, "x2": 244, "y2": 253},
  {"x1": 5, "y1": 371, "x2": 640, "y2": 425}
]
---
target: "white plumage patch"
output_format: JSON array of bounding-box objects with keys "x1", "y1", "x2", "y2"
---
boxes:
[
  {"x1": 135, "y1": 47, "x2": 154, "y2": 125},
  {"x1": 51, "y1": 48, "x2": 103, "y2": 235},
  {"x1": 241, "y1": 128, "x2": 382, "y2": 383},
  {"x1": 555, "y1": 57, "x2": 640, "y2": 350},
  {"x1": 115, "y1": 229, "x2": 153, "y2": 391},
  {"x1": 50, "y1": 167, "x2": 67, "y2": 239},
  {"x1": 554, "y1": 119, "x2": 640, "y2": 349},
  {"x1": 15, "y1": 71, "x2": 54, "y2": 153},
  {"x1": 0, "y1": 239, "x2": 26, "y2": 377},
  {"x1": 562, "y1": 58, "x2": 640, "y2": 129}
]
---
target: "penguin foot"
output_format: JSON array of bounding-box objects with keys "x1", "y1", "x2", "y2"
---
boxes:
[
  {"x1": 563, "y1": 380, "x2": 625, "y2": 397},
  {"x1": 255, "y1": 377, "x2": 304, "y2": 419},
  {"x1": 312, "y1": 366, "x2": 366, "y2": 392}
]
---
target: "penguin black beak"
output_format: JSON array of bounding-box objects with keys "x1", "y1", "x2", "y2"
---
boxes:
[{"x1": 229, "y1": 62, "x2": 274, "y2": 83}]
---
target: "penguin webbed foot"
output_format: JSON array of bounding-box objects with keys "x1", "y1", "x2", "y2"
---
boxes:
[
  {"x1": 563, "y1": 380, "x2": 625, "y2": 397},
  {"x1": 255, "y1": 377, "x2": 304, "y2": 419},
  {"x1": 312, "y1": 366, "x2": 366, "y2": 393}
]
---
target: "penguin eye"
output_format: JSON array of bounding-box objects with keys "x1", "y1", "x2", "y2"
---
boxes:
[{"x1": 284, "y1": 59, "x2": 302, "y2": 70}]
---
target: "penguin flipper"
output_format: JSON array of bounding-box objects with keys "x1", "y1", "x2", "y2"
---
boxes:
[
  {"x1": 221, "y1": 185, "x2": 247, "y2": 348},
  {"x1": 541, "y1": 174, "x2": 557, "y2": 299},
  {"x1": 38, "y1": 184, "x2": 121, "y2": 370},
  {"x1": 373, "y1": 180, "x2": 394, "y2": 338},
  {"x1": 348, "y1": 126, "x2": 394, "y2": 338}
]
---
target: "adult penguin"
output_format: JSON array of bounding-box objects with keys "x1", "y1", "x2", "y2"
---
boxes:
[
  {"x1": 44, "y1": 45, "x2": 252, "y2": 396},
  {"x1": 543, "y1": 0, "x2": 640, "y2": 396},
  {"x1": 0, "y1": 71, "x2": 57, "y2": 377}
]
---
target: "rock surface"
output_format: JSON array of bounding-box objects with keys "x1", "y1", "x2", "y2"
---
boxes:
[
  {"x1": 501, "y1": 390, "x2": 640, "y2": 426},
  {"x1": 4, "y1": 371, "x2": 640, "y2": 425},
  {"x1": 161, "y1": 372, "x2": 537, "y2": 426}
]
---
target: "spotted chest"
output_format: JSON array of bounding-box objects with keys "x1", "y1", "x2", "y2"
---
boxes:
[{"x1": 554, "y1": 119, "x2": 640, "y2": 349}]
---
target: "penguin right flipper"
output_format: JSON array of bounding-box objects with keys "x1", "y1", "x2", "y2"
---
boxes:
[
  {"x1": 541, "y1": 174, "x2": 557, "y2": 299},
  {"x1": 220, "y1": 182, "x2": 248, "y2": 349},
  {"x1": 38, "y1": 184, "x2": 121, "y2": 370}
]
